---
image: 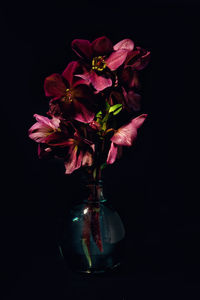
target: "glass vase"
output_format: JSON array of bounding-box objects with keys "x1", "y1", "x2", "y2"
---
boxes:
[{"x1": 59, "y1": 179, "x2": 125, "y2": 273}]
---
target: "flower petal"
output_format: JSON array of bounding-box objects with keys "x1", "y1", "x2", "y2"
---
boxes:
[
  {"x1": 92, "y1": 36, "x2": 113, "y2": 56},
  {"x1": 82, "y1": 151, "x2": 93, "y2": 166},
  {"x1": 125, "y1": 47, "x2": 151, "y2": 70},
  {"x1": 107, "y1": 142, "x2": 118, "y2": 164},
  {"x1": 111, "y1": 114, "x2": 147, "y2": 146},
  {"x1": 71, "y1": 39, "x2": 93, "y2": 59},
  {"x1": 127, "y1": 91, "x2": 141, "y2": 111},
  {"x1": 44, "y1": 74, "x2": 66, "y2": 98},
  {"x1": 72, "y1": 99, "x2": 95, "y2": 123},
  {"x1": 29, "y1": 114, "x2": 61, "y2": 143},
  {"x1": 64, "y1": 146, "x2": 82, "y2": 174},
  {"x1": 113, "y1": 39, "x2": 134, "y2": 51},
  {"x1": 122, "y1": 88, "x2": 141, "y2": 111},
  {"x1": 90, "y1": 72, "x2": 112, "y2": 92},
  {"x1": 75, "y1": 72, "x2": 92, "y2": 85},
  {"x1": 34, "y1": 114, "x2": 60, "y2": 129},
  {"x1": 106, "y1": 50, "x2": 129, "y2": 71},
  {"x1": 44, "y1": 133, "x2": 73, "y2": 147},
  {"x1": 29, "y1": 129, "x2": 49, "y2": 143},
  {"x1": 62, "y1": 61, "x2": 80, "y2": 86}
]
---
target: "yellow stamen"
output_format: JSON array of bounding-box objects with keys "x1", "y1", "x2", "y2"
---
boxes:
[
  {"x1": 92, "y1": 56, "x2": 106, "y2": 72},
  {"x1": 63, "y1": 88, "x2": 73, "y2": 103}
]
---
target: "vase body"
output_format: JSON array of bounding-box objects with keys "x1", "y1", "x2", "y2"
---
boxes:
[{"x1": 59, "y1": 180, "x2": 125, "y2": 273}]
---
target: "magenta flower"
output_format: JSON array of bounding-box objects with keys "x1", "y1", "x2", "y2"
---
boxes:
[
  {"x1": 29, "y1": 114, "x2": 94, "y2": 174},
  {"x1": 28, "y1": 114, "x2": 61, "y2": 143},
  {"x1": 107, "y1": 114, "x2": 147, "y2": 164},
  {"x1": 71, "y1": 36, "x2": 134, "y2": 92},
  {"x1": 44, "y1": 61, "x2": 95, "y2": 123},
  {"x1": 29, "y1": 114, "x2": 74, "y2": 159}
]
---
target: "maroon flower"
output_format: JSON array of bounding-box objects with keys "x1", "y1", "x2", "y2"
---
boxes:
[
  {"x1": 44, "y1": 61, "x2": 95, "y2": 123},
  {"x1": 124, "y1": 46, "x2": 151, "y2": 70},
  {"x1": 119, "y1": 47, "x2": 150, "y2": 112},
  {"x1": 71, "y1": 36, "x2": 134, "y2": 92},
  {"x1": 107, "y1": 114, "x2": 147, "y2": 164}
]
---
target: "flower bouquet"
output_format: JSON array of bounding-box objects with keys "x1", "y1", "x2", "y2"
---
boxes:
[{"x1": 29, "y1": 36, "x2": 150, "y2": 272}]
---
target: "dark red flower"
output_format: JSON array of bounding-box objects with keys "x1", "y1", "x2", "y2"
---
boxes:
[
  {"x1": 72, "y1": 37, "x2": 134, "y2": 92},
  {"x1": 44, "y1": 61, "x2": 95, "y2": 123},
  {"x1": 124, "y1": 46, "x2": 151, "y2": 70}
]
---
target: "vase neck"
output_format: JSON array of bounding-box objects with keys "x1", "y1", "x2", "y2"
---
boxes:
[{"x1": 85, "y1": 180, "x2": 106, "y2": 203}]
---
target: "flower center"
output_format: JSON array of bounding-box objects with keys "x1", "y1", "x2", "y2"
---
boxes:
[
  {"x1": 92, "y1": 56, "x2": 106, "y2": 72},
  {"x1": 64, "y1": 88, "x2": 73, "y2": 103}
]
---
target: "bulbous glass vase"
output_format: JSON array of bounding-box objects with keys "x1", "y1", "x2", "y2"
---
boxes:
[{"x1": 59, "y1": 180, "x2": 125, "y2": 273}]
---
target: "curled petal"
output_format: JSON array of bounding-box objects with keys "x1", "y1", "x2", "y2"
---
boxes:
[
  {"x1": 92, "y1": 36, "x2": 113, "y2": 56},
  {"x1": 113, "y1": 39, "x2": 134, "y2": 51},
  {"x1": 111, "y1": 114, "x2": 147, "y2": 146},
  {"x1": 106, "y1": 50, "x2": 129, "y2": 71},
  {"x1": 71, "y1": 39, "x2": 93, "y2": 59},
  {"x1": 107, "y1": 142, "x2": 118, "y2": 164},
  {"x1": 44, "y1": 74, "x2": 66, "y2": 98}
]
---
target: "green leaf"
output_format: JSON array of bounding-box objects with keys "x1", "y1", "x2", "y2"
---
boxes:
[
  {"x1": 109, "y1": 104, "x2": 122, "y2": 114},
  {"x1": 102, "y1": 121, "x2": 107, "y2": 131},
  {"x1": 96, "y1": 110, "x2": 102, "y2": 118},
  {"x1": 113, "y1": 106, "x2": 123, "y2": 115}
]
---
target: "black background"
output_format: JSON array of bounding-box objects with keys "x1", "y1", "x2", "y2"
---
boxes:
[{"x1": 1, "y1": 0, "x2": 200, "y2": 299}]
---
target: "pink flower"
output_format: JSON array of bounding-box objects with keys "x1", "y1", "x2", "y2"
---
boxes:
[
  {"x1": 44, "y1": 61, "x2": 95, "y2": 123},
  {"x1": 29, "y1": 114, "x2": 94, "y2": 174},
  {"x1": 28, "y1": 114, "x2": 61, "y2": 143},
  {"x1": 107, "y1": 114, "x2": 147, "y2": 164},
  {"x1": 71, "y1": 36, "x2": 134, "y2": 92},
  {"x1": 29, "y1": 114, "x2": 75, "y2": 159}
]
